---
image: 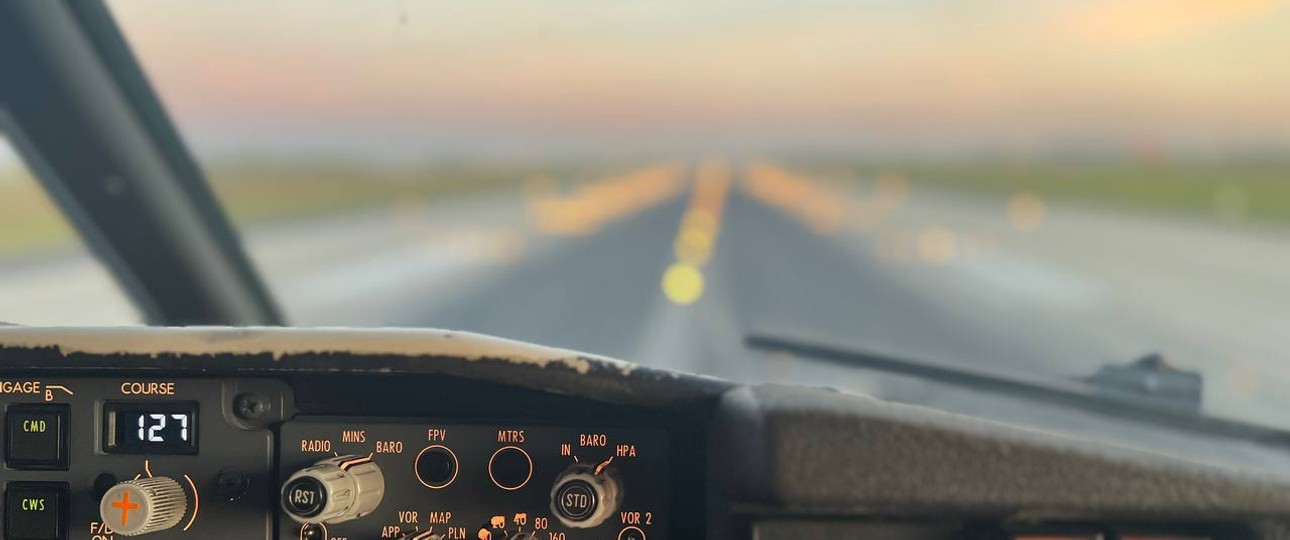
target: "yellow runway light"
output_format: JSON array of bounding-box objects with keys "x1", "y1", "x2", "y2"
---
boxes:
[{"x1": 659, "y1": 158, "x2": 732, "y2": 306}]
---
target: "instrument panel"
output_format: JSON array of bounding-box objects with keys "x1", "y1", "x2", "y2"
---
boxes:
[
  {"x1": 0, "y1": 377, "x2": 671, "y2": 540},
  {"x1": 0, "y1": 325, "x2": 1271, "y2": 540},
  {"x1": 279, "y1": 421, "x2": 667, "y2": 540}
]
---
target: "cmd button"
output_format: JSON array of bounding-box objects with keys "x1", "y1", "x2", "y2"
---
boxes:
[{"x1": 6, "y1": 404, "x2": 69, "y2": 470}]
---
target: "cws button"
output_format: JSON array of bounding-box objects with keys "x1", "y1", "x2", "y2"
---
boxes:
[
  {"x1": 6, "y1": 404, "x2": 69, "y2": 470},
  {"x1": 5, "y1": 482, "x2": 68, "y2": 540}
]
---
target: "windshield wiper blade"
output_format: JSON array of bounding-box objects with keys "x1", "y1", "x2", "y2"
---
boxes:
[
  {"x1": 745, "y1": 331, "x2": 1290, "y2": 445},
  {"x1": 1083, "y1": 352, "x2": 1202, "y2": 412}
]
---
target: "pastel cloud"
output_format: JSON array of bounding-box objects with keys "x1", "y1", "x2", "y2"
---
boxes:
[{"x1": 109, "y1": 0, "x2": 1290, "y2": 154}]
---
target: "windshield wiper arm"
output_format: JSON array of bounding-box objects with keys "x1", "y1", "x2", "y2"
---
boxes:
[{"x1": 745, "y1": 331, "x2": 1290, "y2": 446}]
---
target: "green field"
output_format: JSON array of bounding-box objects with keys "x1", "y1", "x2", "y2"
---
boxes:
[
  {"x1": 205, "y1": 162, "x2": 544, "y2": 224},
  {"x1": 843, "y1": 161, "x2": 1290, "y2": 223},
  {"x1": 0, "y1": 161, "x2": 637, "y2": 256},
  {"x1": 3, "y1": 160, "x2": 1289, "y2": 256},
  {"x1": 0, "y1": 163, "x2": 546, "y2": 256},
  {"x1": 0, "y1": 176, "x2": 75, "y2": 255}
]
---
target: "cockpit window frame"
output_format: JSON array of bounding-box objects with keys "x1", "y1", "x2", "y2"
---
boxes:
[{"x1": 0, "y1": 0, "x2": 282, "y2": 325}]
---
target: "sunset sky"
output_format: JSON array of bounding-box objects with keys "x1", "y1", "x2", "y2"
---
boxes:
[{"x1": 105, "y1": 0, "x2": 1290, "y2": 162}]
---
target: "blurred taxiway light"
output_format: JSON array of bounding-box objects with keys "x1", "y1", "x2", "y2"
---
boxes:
[
  {"x1": 917, "y1": 228, "x2": 958, "y2": 266},
  {"x1": 874, "y1": 230, "x2": 915, "y2": 263},
  {"x1": 1227, "y1": 361, "x2": 1262, "y2": 398},
  {"x1": 1007, "y1": 191, "x2": 1046, "y2": 232},
  {"x1": 488, "y1": 232, "x2": 526, "y2": 263},
  {"x1": 873, "y1": 172, "x2": 911, "y2": 210}
]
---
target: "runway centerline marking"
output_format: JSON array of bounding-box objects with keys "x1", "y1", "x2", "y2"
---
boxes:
[{"x1": 661, "y1": 159, "x2": 732, "y2": 306}]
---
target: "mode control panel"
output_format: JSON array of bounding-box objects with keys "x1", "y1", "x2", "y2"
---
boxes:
[
  {"x1": 280, "y1": 420, "x2": 667, "y2": 540},
  {"x1": 0, "y1": 377, "x2": 289, "y2": 539}
]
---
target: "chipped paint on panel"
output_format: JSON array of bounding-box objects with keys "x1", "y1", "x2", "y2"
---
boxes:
[{"x1": 0, "y1": 326, "x2": 632, "y2": 375}]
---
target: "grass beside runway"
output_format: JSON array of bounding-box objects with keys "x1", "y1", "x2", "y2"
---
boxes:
[
  {"x1": 842, "y1": 161, "x2": 1290, "y2": 224},
  {"x1": 203, "y1": 162, "x2": 542, "y2": 224},
  {"x1": 0, "y1": 162, "x2": 591, "y2": 256},
  {"x1": 0, "y1": 169, "x2": 79, "y2": 255},
  {"x1": 5, "y1": 159, "x2": 1289, "y2": 257}
]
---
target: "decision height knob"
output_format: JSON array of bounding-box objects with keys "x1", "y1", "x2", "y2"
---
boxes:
[
  {"x1": 282, "y1": 454, "x2": 385, "y2": 525},
  {"x1": 99, "y1": 477, "x2": 188, "y2": 536}
]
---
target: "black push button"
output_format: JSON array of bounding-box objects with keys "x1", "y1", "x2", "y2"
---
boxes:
[
  {"x1": 300, "y1": 523, "x2": 326, "y2": 540},
  {"x1": 5, "y1": 482, "x2": 68, "y2": 540},
  {"x1": 488, "y1": 447, "x2": 532, "y2": 490},
  {"x1": 415, "y1": 446, "x2": 458, "y2": 488},
  {"x1": 282, "y1": 476, "x2": 327, "y2": 518},
  {"x1": 6, "y1": 405, "x2": 69, "y2": 470}
]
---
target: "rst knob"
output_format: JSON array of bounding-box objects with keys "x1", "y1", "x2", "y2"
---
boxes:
[
  {"x1": 282, "y1": 454, "x2": 385, "y2": 524},
  {"x1": 549, "y1": 463, "x2": 622, "y2": 529},
  {"x1": 99, "y1": 477, "x2": 188, "y2": 536}
]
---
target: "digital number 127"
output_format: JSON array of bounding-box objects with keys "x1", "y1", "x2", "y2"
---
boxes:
[{"x1": 137, "y1": 413, "x2": 189, "y2": 442}]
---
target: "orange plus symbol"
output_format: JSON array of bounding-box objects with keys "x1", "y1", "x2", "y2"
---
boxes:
[{"x1": 111, "y1": 491, "x2": 140, "y2": 526}]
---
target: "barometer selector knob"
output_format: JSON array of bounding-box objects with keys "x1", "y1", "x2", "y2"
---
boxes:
[
  {"x1": 550, "y1": 464, "x2": 622, "y2": 528},
  {"x1": 282, "y1": 455, "x2": 385, "y2": 524},
  {"x1": 99, "y1": 477, "x2": 188, "y2": 536}
]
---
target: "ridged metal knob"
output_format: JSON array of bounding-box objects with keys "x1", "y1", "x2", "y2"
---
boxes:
[
  {"x1": 282, "y1": 455, "x2": 385, "y2": 524},
  {"x1": 99, "y1": 477, "x2": 188, "y2": 536},
  {"x1": 550, "y1": 464, "x2": 622, "y2": 529}
]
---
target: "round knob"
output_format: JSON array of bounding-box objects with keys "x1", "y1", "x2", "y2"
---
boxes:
[
  {"x1": 282, "y1": 455, "x2": 385, "y2": 524},
  {"x1": 549, "y1": 464, "x2": 622, "y2": 529},
  {"x1": 99, "y1": 477, "x2": 188, "y2": 536}
]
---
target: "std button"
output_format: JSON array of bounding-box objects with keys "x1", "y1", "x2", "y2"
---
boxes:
[{"x1": 553, "y1": 481, "x2": 597, "y2": 521}]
